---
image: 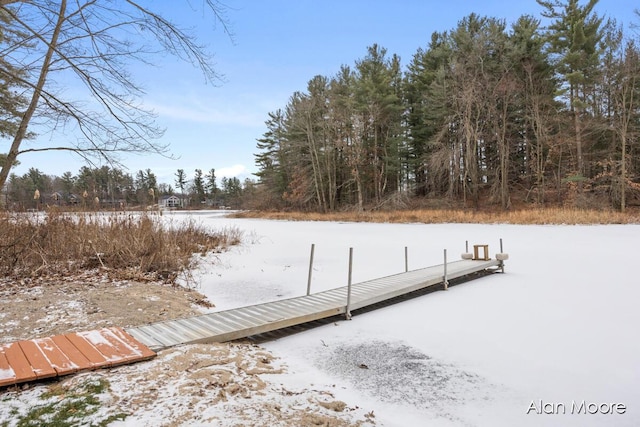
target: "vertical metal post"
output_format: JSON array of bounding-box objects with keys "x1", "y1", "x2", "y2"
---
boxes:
[
  {"x1": 306, "y1": 243, "x2": 315, "y2": 296},
  {"x1": 499, "y1": 238, "x2": 504, "y2": 273},
  {"x1": 443, "y1": 248, "x2": 449, "y2": 291},
  {"x1": 346, "y1": 247, "x2": 353, "y2": 320},
  {"x1": 465, "y1": 240, "x2": 469, "y2": 253},
  {"x1": 404, "y1": 246, "x2": 408, "y2": 272}
]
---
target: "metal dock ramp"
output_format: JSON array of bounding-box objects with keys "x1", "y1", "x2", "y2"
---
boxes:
[{"x1": 126, "y1": 258, "x2": 501, "y2": 351}]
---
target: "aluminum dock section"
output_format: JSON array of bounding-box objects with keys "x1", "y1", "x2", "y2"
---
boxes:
[{"x1": 126, "y1": 258, "x2": 501, "y2": 351}]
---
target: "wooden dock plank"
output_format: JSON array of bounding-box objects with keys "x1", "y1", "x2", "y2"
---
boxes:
[
  {"x1": 0, "y1": 328, "x2": 156, "y2": 388},
  {"x1": 17, "y1": 341, "x2": 57, "y2": 380},
  {"x1": 51, "y1": 334, "x2": 99, "y2": 370},
  {"x1": 108, "y1": 327, "x2": 156, "y2": 360},
  {"x1": 77, "y1": 328, "x2": 155, "y2": 367},
  {"x1": 34, "y1": 337, "x2": 83, "y2": 375},
  {"x1": 3, "y1": 343, "x2": 36, "y2": 384},
  {"x1": 0, "y1": 348, "x2": 17, "y2": 387}
]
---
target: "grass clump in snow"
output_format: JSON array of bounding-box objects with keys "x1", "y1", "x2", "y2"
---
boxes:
[
  {"x1": 5, "y1": 378, "x2": 127, "y2": 427},
  {"x1": 0, "y1": 210, "x2": 242, "y2": 282}
]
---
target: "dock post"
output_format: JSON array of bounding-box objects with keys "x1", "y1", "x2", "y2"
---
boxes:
[
  {"x1": 443, "y1": 249, "x2": 449, "y2": 290},
  {"x1": 306, "y1": 243, "x2": 315, "y2": 296},
  {"x1": 346, "y1": 247, "x2": 353, "y2": 320},
  {"x1": 500, "y1": 238, "x2": 504, "y2": 273},
  {"x1": 405, "y1": 246, "x2": 408, "y2": 272}
]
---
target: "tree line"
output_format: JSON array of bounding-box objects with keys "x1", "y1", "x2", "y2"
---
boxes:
[
  {"x1": 254, "y1": 1, "x2": 640, "y2": 212},
  {"x1": 3, "y1": 166, "x2": 252, "y2": 210}
]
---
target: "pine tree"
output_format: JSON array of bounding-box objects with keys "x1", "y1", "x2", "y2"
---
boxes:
[
  {"x1": 404, "y1": 32, "x2": 452, "y2": 196},
  {"x1": 538, "y1": 0, "x2": 605, "y2": 193},
  {"x1": 510, "y1": 15, "x2": 558, "y2": 204},
  {"x1": 193, "y1": 169, "x2": 205, "y2": 205},
  {"x1": 205, "y1": 168, "x2": 218, "y2": 199},
  {"x1": 255, "y1": 110, "x2": 288, "y2": 205},
  {"x1": 353, "y1": 44, "x2": 404, "y2": 206},
  {"x1": 0, "y1": 8, "x2": 29, "y2": 140}
]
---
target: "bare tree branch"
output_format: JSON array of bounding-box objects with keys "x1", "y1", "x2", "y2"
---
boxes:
[{"x1": 0, "y1": 0, "x2": 230, "y2": 189}]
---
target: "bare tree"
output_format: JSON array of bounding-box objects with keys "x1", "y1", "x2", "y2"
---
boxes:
[
  {"x1": 613, "y1": 41, "x2": 639, "y2": 212},
  {"x1": 0, "y1": 0, "x2": 231, "y2": 190}
]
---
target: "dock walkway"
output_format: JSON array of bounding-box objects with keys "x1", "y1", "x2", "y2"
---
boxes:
[
  {"x1": 126, "y1": 258, "x2": 500, "y2": 351},
  {"x1": 1, "y1": 257, "x2": 502, "y2": 388}
]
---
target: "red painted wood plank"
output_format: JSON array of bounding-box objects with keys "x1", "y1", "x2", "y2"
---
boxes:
[
  {"x1": 75, "y1": 329, "x2": 134, "y2": 366},
  {"x1": 109, "y1": 327, "x2": 156, "y2": 360},
  {"x1": 0, "y1": 348, "x2": 17, "y2": 387},
  {"x1": 34, "y1": 337, "x2": 81, "y2": 375},
  {"x1": 1, "y1": 328, "x2": 156, "y2": 388},
  {"x1": 77, "y1": 328, "x2": 155, "y2": 367},
  {"x1": 3, "y1": 343, "x2": 36, "y2": 383},
  {"x1": 63, "y1": 333, "x2": 108, "y2": 367},
  {"x1": 48, "y1": 335, "x2": 93, "y2": 373},
  {"x1": 17, "y1": 341, "x2": 57, "y2": 380}
]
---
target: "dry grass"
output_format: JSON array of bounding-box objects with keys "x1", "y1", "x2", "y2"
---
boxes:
[
  {"x1": 0, "y1": 210, "x2": 242, "y2": 281},
  {"x1": 231, "y1": 207, "x2": 640, "y2": 225}
]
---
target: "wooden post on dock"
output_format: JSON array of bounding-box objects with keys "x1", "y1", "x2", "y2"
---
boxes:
[
  {"x1": 346, "y1": 247, "x2": 353, "y2": 320},
  {"x1": 443, "y1": 249, "x2": 449, "y2": 290},
  {"x1": 306, "y1": 243, "x2": 315, "y2": 296}
]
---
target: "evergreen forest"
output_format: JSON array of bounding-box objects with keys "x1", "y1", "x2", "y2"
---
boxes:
[{"x1": 253, "y1": 1, "x2": 640, "y2": 212}]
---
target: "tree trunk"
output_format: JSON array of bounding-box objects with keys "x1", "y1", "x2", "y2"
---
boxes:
[
  {"x1": 0, "y1": 0, "x2": 67, "y2": 190},
  {"x1": 572, "y1": 84, "x2": 585, "y2": 200},
  {"x1": 621, "y1": 128, "x2": 626, "y2": 212}
]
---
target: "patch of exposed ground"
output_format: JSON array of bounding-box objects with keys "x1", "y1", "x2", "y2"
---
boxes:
[
  {"x1": 0, "y1": 270, "x2": 210, "y2": 343},
  {"x1": 0, "y1": 271, "x2": 374, "y2": 426}
]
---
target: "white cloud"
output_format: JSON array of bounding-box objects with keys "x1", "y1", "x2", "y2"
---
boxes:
[
  {"x1": 216, "y1": 164, "x2": 246, "y2": 179},
  {"x1": 148, "y1": 101, "x2": 265, "y2": 128}
]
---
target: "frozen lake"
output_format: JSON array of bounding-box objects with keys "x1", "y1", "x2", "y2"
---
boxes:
[{"x1": 166, "y1": 211, "x2": 639, "y2": 427}]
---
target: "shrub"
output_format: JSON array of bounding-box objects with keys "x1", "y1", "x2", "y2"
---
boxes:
[{"x1": 0, "y1": 210, "x2": 241, "y2": 281}]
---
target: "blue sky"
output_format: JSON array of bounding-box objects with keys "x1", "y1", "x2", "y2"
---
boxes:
[{"x1": 9, "y1": 0, "x2": 638, "y2": 186}]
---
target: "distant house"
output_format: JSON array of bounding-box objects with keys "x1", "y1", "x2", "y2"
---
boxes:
[
  {"x1": 47, "y1": 192, "x2": 81, "y2": 206},
  {"x1": 159, "y1": 195, "x2": 184, "y2": 209}
]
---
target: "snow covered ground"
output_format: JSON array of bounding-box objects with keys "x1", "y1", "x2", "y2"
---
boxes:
[{"x1": 169, "y1": 210, "x2": 640, "y2": 427}]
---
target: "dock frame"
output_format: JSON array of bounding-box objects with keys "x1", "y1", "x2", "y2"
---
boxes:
[{"x1": 126, "y1": 258, "x2": 501, "y2": 351}]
